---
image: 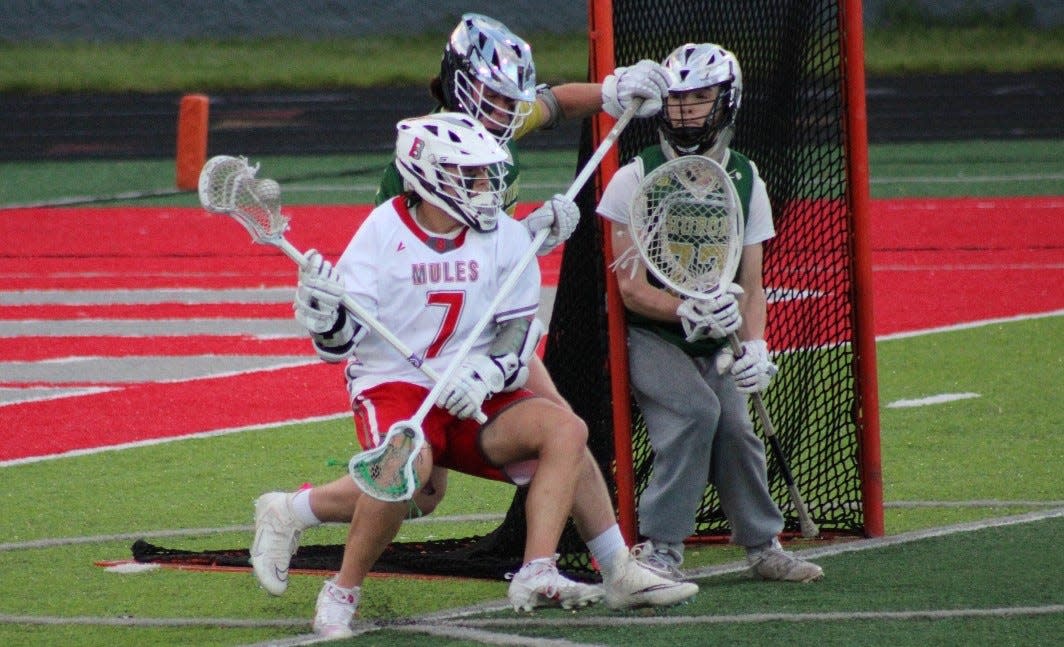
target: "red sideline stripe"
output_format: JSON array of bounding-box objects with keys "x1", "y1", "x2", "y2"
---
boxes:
[
  {"x1": 0, "y1": 362, "x2": 350, "y2": 462},
  {"x1": 0, "y1": 205, "x2": 564, "y2": 290},
  {"x1": 0, "y1": 336, "x2": 311, "y2": 361},
  {"x1": 0, "y1": 302, "x2": 291, "y2": 321}
]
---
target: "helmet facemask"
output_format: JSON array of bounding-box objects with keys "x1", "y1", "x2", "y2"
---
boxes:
[
  {"x1": 658, "y1": 83, "x2": 738, "y2": 157},
  {"x1": 430, "y1": 161, "x2": 509, "y2": 232}
]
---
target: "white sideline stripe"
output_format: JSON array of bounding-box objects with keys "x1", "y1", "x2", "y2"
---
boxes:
[
  {"x1": 393, "y1": 623, "x2": 605, "y2": 647},
  {"x1": 0, "y1": 613, "x2": 307, "y2": 628},
  {"x1": 0, "y1": 287, "x2": 293, "y2": 305},
  {"x1": 451, "y1": 605, "x2": 1064, "y2": 629},
  {"x1": 0, "y1": 412, "x2": 350, "y2": 468},
  {"x1": 877, "y1": 309, "x2": 1063, "y2": 341},
  {"x1": 886, "y1": 392, "x2": 980, "y2": 408}
]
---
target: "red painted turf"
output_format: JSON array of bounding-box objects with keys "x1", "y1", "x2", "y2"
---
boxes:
[{"x1": 1, "y1": 198, "x2": 1060, "y2": 461}]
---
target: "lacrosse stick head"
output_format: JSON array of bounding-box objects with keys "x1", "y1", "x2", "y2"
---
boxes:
[
  {"x1": 348, "y1": 421, "x2": 426, "y2": 502},
  {"x1": 630, "y1": 155, "x2": 743, "y2": 299},
  {"x1": 198, "y1": 155, "x2": 289, "y2": 245}
]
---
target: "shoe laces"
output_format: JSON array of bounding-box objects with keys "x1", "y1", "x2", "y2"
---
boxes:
[
  {"x1": 631, "y1": 541, "x2": 685, "y2": 579},
  {"x1": 507, "y1": 555, "x2": 562, "y2": 597},
  {"x1": 318, "y1": 582, "x2": 358, "y2": 623}
]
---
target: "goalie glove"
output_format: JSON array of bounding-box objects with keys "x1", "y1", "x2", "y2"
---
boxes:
[
  {"x1": 677, "y1": 284, "x2": 744, "y2": 342},
  {"x1": 602, "y1": 59, "x2": 670, "y2": 119},
  {"x1": 715, "y1": 339, "x2": 778, "y2": 394},
  {"x1": 294, "y1": 249, "x2": 345, "y2": 334},
  {"x1": 524, "y1": 194, "x2": 580, "y2": 256},
  {"x1": 436, "y1": 355, "x2": 506, "y2": 419}
]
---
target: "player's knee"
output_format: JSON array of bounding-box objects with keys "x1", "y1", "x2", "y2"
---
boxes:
[{"x1": 550, "y1": 412, "x2": 588, "y2": 454}]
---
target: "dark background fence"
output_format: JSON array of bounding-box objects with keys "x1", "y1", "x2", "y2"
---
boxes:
[{"x1": 2, "y1": 71, "x2": 1062, "y2": 161}]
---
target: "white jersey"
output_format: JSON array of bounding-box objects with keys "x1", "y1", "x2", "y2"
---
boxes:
[
  {"x1": 336, "y1": 196, "x2": 540, "y2": 395},
  {"x1": 597, "y1": 149, "x2": 776, "y2": 245}
]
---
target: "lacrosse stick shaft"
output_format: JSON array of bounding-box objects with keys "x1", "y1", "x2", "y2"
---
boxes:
[
  {"x1": 727, "y1": 333, "x2": 819, "y2": 538},
  {"x1": 563, "y1": 101, "x2": 640, "y2": 203}
]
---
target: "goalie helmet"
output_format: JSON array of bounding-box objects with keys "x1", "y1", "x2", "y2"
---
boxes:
[
  {"x1": 395, "y1": 112, "x2": 510, "y2": 233},
  {"x1": 658, "y1": 43, "x2": 742, "y2": 159},
  {"x1": 439, "y1": 13, "x2": 537, "y2": 144}
]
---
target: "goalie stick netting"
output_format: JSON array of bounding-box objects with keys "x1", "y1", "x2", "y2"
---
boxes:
[{"x1": 134, "y1": 0, "x2": 881, "y2": 581}]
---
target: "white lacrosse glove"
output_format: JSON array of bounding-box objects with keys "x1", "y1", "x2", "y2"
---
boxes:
[
  {"x1": 436, "y1": 355, "x2": 506, "y2": 419},
  {"x1": 524, "y1": 194, "x2": 580, "y2": 256},
  {"x1": 715, "y1": 339, "x2": 778, "y2": 394},
  {"x1": 676, "y1": 284, "x2": 744, "y2": 342},
  {"x1": 294, "y1": 249, "x2": 345, "y2": 334},
  {"x1": 602, "y1": 59, "x2": 670, "y2": 119}
]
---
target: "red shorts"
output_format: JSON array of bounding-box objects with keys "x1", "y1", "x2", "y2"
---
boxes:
[{"x1": 352, "y1": 381, "x2": 536, "y2": 484}]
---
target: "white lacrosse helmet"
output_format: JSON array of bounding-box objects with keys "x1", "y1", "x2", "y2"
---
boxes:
[
  {"x1": 440, "y1": 13, "x2": 537, "y2": 144},
  {"x1": 658, "y1": 43, "x2": 743, "y2": 159},
  {"x1": 395, "y1": 112, "x2": 510, "y2": 233}
]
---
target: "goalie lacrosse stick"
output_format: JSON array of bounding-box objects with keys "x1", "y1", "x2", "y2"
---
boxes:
[
  {"x1": 629, "y1": 154, "x2": 819, "y2": 538},
  {"x1": 197, "y1": 155, "x2": 484, "y2": 426},
  {"x1": 347, "y1": 100, "x2": 644, "y2": 501}
]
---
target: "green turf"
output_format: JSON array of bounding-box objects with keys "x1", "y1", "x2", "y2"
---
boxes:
[{"x1": 1, "y1": 110, "x2": 1061, "y2": 647}]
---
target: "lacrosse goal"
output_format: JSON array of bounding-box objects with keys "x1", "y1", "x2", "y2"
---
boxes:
[{"x1": 545, "y1": 0, "x2": 884, "y2": 549}]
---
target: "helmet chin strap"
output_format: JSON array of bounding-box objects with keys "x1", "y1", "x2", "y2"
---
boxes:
[{"x1": 658, "y1": 126, "x2": 733, "y2": 163}]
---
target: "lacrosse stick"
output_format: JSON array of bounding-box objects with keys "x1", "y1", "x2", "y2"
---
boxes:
[
  {"x1": 347, "y1": 100, "x2": 644, "y2": 501},
  {"x1": 629, "y1": 154, "x2": 819, "y2": 538},
  {"x1": 197, "y1": 155, "x2": 485, "y2": 423}
]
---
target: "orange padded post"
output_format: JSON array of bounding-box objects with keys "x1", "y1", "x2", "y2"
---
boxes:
[{"x1": 175, "y1": 94, "x2": 209, "y2": 190}]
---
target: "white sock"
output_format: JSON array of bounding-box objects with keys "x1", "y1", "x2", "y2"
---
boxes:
[
  {"x1": 290, "y1": 489, "x2": 321, "y2": 527},
  {"x1": 586, "y1": 525, "x2": 626, "y2": 579}
]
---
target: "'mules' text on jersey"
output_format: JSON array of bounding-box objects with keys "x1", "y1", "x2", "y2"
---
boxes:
[{"x1": 410, "y1": 260, "x2": 481, "y2": 285}]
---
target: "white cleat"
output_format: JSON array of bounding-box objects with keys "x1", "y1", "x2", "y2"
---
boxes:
[
  {"x1": 747, "y1": 539, "x2": 824, "y2": 583},
  {"x1": 507, "y1": 554, "x2": 604, "y2": 612},
  {"x1": 312, "y1": 578, "x2": 360, "y2": 638},
  {"x1": 250, "y1": 492, "x2": 305, "y2": 596},
  {"x1": 603, "y1": 547, "x2": 699, "y2": 610}
]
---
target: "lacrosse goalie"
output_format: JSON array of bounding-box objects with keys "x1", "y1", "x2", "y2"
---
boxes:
[{"x1": 596, "y1": 43, "x2": 824, "y2": 583}]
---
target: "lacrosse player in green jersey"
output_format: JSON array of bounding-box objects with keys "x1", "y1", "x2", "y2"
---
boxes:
[
  {"x1": 251, "y1": 13, "x2": 678, "y2": 605},
  {"x1": 596, "y1": 43, "x2": 824, "y2": 583}
]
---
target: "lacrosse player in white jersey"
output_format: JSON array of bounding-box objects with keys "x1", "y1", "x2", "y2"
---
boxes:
[
  {"x1": 596, "y1": 43, "x2": 823, "y2": 584},
  {"x1": 252, "y1": 12, "x2": 672, "y2": 598},
  {"x1": 280, "y1": 113, "x2": 696, "y2": 637}
]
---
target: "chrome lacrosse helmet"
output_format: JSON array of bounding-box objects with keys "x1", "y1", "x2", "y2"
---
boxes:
[
  {"x1": 658, "y1": 43, "x2": 743, "y2": 159},
  {"x1": 439, "y1": 13, "x2": 537, "y2": 143},
  {"x1": 395, "y1": 112, "x2": 510, "y2": 233}
]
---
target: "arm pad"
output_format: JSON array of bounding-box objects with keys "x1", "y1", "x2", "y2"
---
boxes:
[
  {"x1": 311, "y1": 308, "x2": 367, "y2": 363},
  {"x1": 489, "y1": 317, "x2": 545, "y2": 391}
]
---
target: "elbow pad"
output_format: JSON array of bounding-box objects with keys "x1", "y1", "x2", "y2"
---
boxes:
[
  {"x1": 535, "y1": 84, "x2": 562, "y2": 130},
  {"x1": 490, "y1": 318, "x2": 546, "y2": 391},
  {"x1": 311, "y1": 308, "x2": 366, "y2": 363}
]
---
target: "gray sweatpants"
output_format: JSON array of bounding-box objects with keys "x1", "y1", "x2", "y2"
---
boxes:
[{"x1": 628, "y1": 326, "x2": 783, "y2": 548}]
